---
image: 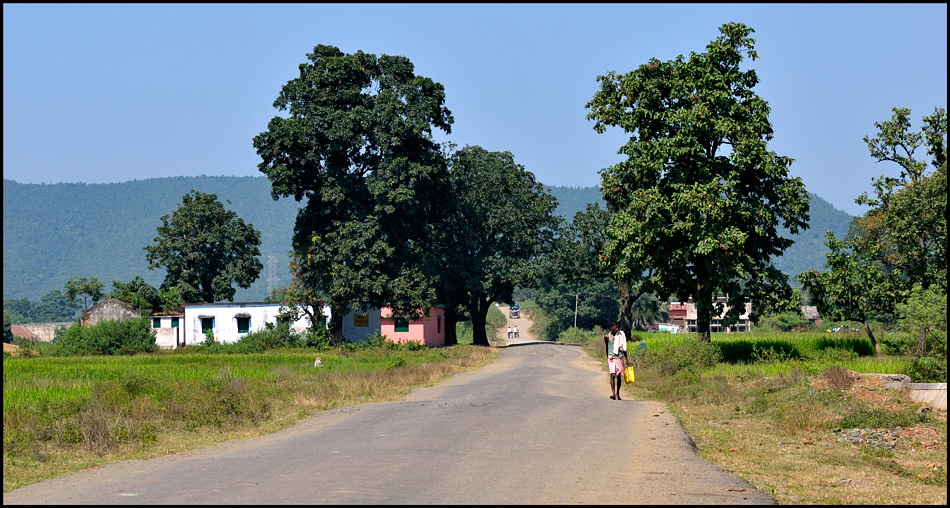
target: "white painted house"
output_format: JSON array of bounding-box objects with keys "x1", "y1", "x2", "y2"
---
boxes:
[{"x1": 183, "y1": 302, "x2": 328, "y2": 346}]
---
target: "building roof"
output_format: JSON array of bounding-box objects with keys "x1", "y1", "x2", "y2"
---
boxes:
[
  {"x1": 801, "y1": 306, "x2": 821, "y2": 321},
  {"x1": 10, "y1": 325, "x2": 36, "y2": 339}
]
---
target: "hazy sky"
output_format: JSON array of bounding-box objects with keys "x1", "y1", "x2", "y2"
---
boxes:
[{"x1": 4, "y1": 4, "x2": 947, "y2": 216}]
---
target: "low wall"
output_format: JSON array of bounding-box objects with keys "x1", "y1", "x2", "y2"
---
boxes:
[{"x1": 22, "y1": 322, "x2": 73, "y2": 342}]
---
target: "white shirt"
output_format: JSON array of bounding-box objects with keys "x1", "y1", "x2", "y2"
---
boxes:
[{"x1": 607, "y1": 330, "x2": 627, "y2": 357}]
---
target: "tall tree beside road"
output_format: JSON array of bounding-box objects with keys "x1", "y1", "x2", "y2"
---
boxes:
[
  {"x1": 586, "y1": 22, "x2": 810, "y2": 341},
  {"x1": 438, "y1": 145, "x2": 559, "y2": 346},
  {"x1": 144, "y1": 190, "x2": 262, "y2": 303},
  {"x1": 253, "y1": 45, "x2": 452, "y2": 341}
]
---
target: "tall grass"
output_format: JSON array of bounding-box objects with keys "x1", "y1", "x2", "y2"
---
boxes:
[{"x1": 3, "y1": 343, "x2": 498, "y2": 492}]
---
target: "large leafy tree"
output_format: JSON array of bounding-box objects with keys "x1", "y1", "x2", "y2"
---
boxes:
[
  {"x1": 253, "y1": 45, "x2": 452, "y2": 341},
  {"x1": 585, "y1": 22, "x2": 809, "y2": 341},
  {"x1": 110, "y1": 276, "x2": 161, "y2": 315},
  {"x1": 144, "y1": 190, "x2": 263, "y2": 303},
  {"x1": 64, "y1": 276, "x2": 104, "y2": 311},
  {"x1": 31, "y1": 290, "x2": 80, "y2": 322},
  {"x1": 798, "y1": 231, "x2": 904, "y2": 355},
  {"x1": 437, "y1": 145, "x2": 559, "y2": 346},
  {"x1": 537, "y1": 203, "x2": 658, "y2": 338},
  {"x1": 855, "y1": 107, "x2": 947, "y2": 354}
]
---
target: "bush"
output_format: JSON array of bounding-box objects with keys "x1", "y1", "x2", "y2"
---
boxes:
[
  {"x1": 642, "y1": 338, "x2": 721, "y2": 376},
  {"x1": 558, "y1": 326, "x2": 601, "y2": 345},
  {"x1": 907, "y1": 355, "x2": 947, "y2": 383},
  {"x1": 757, "y1": 311, "x2": 812, "y2": 332},
  {"x1": 880, "y1": 330, "x2": 918, "y2": 356},
  {"x1": 55, "y1": 318, "x2": 158, "y2": 356}
]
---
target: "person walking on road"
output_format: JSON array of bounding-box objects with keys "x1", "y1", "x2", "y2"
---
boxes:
[
  {"x1": 513, "y1": 326, "x2": 519, "y2": 338},
  {"x1": 507, "y1": 326, "x2": 512, "y2": 339},
  {"x1": 604, "y1": 321, "x2": 627, "y2": 400}
]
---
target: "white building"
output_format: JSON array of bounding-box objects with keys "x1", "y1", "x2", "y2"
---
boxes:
[
  {"x1": 684, "y1": 299, "x2": 752, "y2": 333},
  {"x1": 183, "y1": 302, "x2": 328, "y2": 346}
]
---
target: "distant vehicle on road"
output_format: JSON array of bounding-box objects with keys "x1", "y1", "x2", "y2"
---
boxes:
[{"x1": 509, "y1": 304, "x2": 520, "y2": 319}]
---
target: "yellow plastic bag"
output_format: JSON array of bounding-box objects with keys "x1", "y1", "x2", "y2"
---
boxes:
[{"x1": 624, "y1": 365, "x2": 635, "y2": 384}]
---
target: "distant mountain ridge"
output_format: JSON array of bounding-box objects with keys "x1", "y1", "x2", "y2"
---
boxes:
[{"x1": 2, "y1": 177, "x2": 853, "y2": 301}]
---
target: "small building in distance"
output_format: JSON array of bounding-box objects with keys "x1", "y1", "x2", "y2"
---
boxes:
[
  {"x1": 184, "y1": 302, "x2": 324, "y2": 346},
  {"x1": 150, "y1": 313, "x2": 185, "y2": 349},
  {"x1": 340, "y1": 305, "x2": 446, "y2": 346},
  {"x1": 684, "y1": 298, "x2": 752, "y2": 333},
  {"x1": 802, "y1": 306, "x2": 822, "y2": 326},
  {"x1": 81, "y1": 298, "x2": 141, "y2": 327}
]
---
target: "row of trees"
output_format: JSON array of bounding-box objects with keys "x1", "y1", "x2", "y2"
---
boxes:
[
  {"x1": 252, "y1": 45, "x2": 559, "y2": 346},
  {"x1": 248, "y1": 25, "x2": 828, "y2": 346}
]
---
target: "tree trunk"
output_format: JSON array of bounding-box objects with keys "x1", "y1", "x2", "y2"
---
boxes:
[
  {"x1": 444, "y1": 308, "x2": 460, "y2": 346},
  {"x1": 617, "y1": 280, "x2": 635, "y2": 340},
  {"x1": 915, "y1": 325, "x2": 927, "y2": 357},
  {"x1": 470, "y1": 297, "x2": 491, "y2": 347},
  {"x1": 862, "y1": 318, "x2": 882, "y2": 357},
  {"x1": 328, "y1": 303, "x2": 346, "y2": 345},
  {"x1": 695, "y1": 266, "x2": 711, "y2": 342}
]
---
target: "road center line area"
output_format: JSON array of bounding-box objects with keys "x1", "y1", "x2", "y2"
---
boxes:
[{"x1": 3, "y1": 340, "x2": 775, "y2": 504}]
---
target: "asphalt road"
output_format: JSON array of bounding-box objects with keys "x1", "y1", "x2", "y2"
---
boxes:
[{"x1": 3, "y1": 310, "x2": 775, "y2": 505}]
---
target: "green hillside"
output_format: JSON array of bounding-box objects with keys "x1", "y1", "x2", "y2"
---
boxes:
[
  {"x1": 3, "y1": 177, "x2": 300, "y2": 302},
  {"x1": 3, "y1": 178, "x2": 852, "y2": 302}
]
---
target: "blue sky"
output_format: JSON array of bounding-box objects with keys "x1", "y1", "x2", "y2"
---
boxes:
[{"x1": 3, "y1": 4, "x2": 947, "y2": 217}]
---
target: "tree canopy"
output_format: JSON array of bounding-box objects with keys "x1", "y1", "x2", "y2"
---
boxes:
[
  {"x1": 144, "y1": 190, "x2": 263, "y2": 303},
  {"x1": 438, "y1": 145, "x2": 560, "y2": 346},
  {"x1": 585, "y1": 22, "x2": 810, "y2": 341},
  {"x1": 253, "y1": 44, "x2": 453, "y2": 340},
  {"x1": 801, "y1": 107, "x2": 946, "y2": 355},
  {"x1": 63, "y1": 276, "x2": 104, "y2": 311}
]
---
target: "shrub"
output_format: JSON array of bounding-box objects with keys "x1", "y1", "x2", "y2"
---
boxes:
[
  {"x1": 55, "y1": 318, "x2": 157, "y2": 356},
  {"x1": 642, "y1": 338, "x2": 721, "y2": 376},
  {"x1": 907, "y1": 355, "x2": 947, "y2": 383},
  {"x1": 558, "y1": 326, "x2": 600, "y2": 345},
  {"x1": 758, "y1": 311, "x2": 812, "y2": 332}
]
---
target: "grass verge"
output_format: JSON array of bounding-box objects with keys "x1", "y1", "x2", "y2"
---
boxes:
[
  {"x1": 572, "y1": 329, "x2": 947, "y2": 505},
  {"x1": 3, "y1": 344, "x2": 499, "y2": 492}
]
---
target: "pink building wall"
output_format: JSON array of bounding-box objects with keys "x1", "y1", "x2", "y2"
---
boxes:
[{"x1": 380, "y1": 306, "x2": 445, "y2": 346}]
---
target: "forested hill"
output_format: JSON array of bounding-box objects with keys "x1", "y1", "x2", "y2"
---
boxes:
[{"x1": 3, "y1": 177, "x2": 853, "y2": 302}]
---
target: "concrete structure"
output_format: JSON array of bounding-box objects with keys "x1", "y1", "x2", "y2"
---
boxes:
[
  {"x1": 340, "y1": 306, "x2": 383, "y2": 343},
  {"x1": 10, "y1": 325, "x2": 37, "y2": 340},
  {"x1": 668, "y1": 302, "x2": 687, "y2": 327},
  {"x1": 684, "y1": 298, "x2": 752, "y2": 333},
  {"x1": 184, "y1": 302, "x2": 324, "y2": 346},
  {"x1": 381, "y1": 306, "x2": 445, "y2": 347},
  {"x1": 81, "y1": 298, "x2": 140, "y2": 327},
  {"x1": 21, "y1": 322, "x2": 72, "y2": 342},
  {"x1": 150, "y1": 314, "x2": 185, "y2": 350},
  {"x1": 657, "y1": 323, "x2": 682, "y2": 334},
  {"x1": 340, "y1": 305, "x2": 446, "y2": 346}
]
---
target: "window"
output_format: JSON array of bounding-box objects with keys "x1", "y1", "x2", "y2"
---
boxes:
[
  {"x1": 437, "y1": 316, "x2": 441, "y2": 333},
  {"x1": 201, "y1": 317, "x2": 214, "y2": 334},
  {"x1": 237, "y1": 317, "x2": 250, "y2": 334},
  {"x1": 171, "y1": 317, "x2": 179, "y2": 328},
  {"x1": 153, "y1": 318, "x2": 161, "y2": 328},
  {"x1": 395, "y1": 317, "x2": 409, "y2": 333}
]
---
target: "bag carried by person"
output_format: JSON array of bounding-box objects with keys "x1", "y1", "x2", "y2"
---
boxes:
[{"x1": 624, "y1": 364, "x2": 635, "y2": 384}]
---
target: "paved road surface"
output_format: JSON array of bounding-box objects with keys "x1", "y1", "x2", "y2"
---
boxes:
[{"x1": 3, "y1": 309, "x2": 774, "y2": 504}]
